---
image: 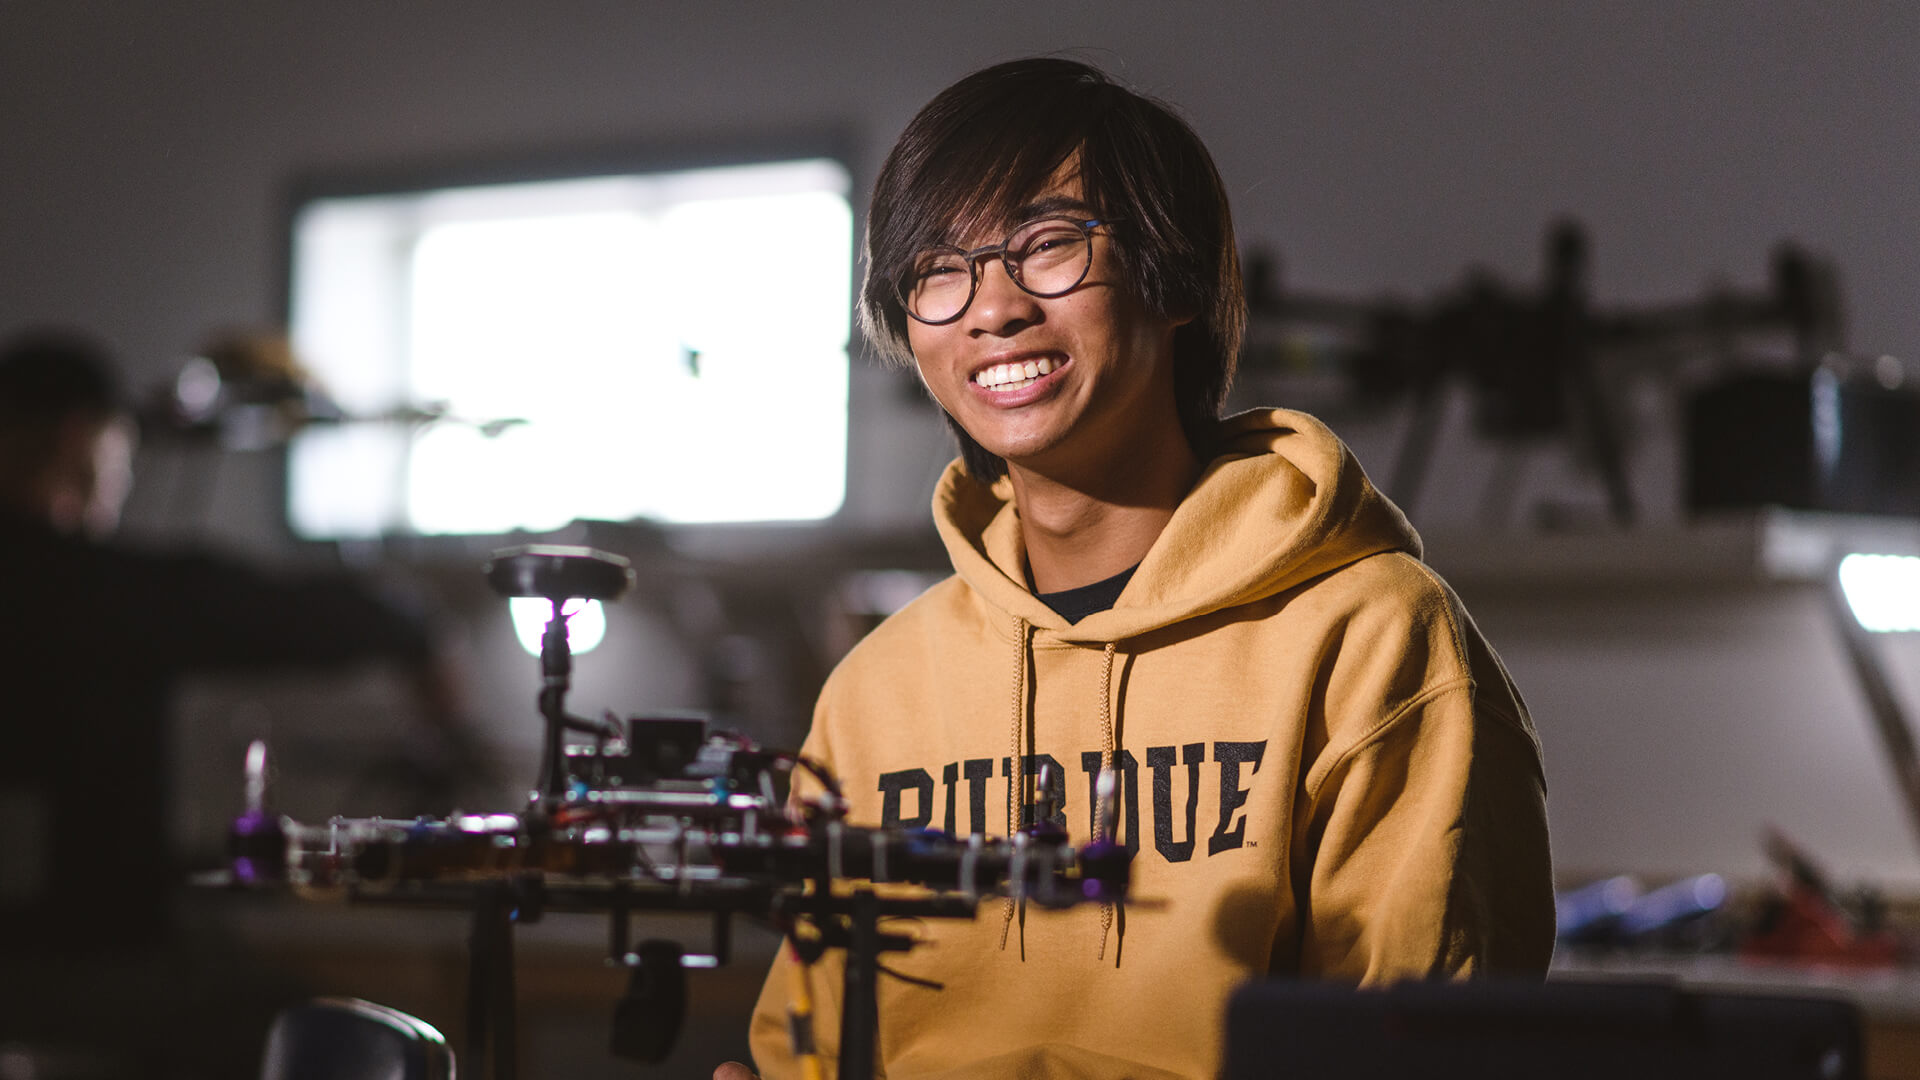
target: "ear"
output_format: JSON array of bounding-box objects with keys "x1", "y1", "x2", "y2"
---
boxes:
[
  {"x1": 1156, "y1": 300, "x2": 1199, "y2": 333},
  {"x1": 1156, "y1": 288, "x2": 1201, "y2": 329}
]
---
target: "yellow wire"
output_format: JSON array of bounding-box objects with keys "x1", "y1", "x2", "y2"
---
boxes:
[{"x1": 786, "y1": 940, "x2": 824, "y2": 1080}]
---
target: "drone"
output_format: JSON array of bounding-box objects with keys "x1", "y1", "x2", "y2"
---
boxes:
[{"x1": 223, "y1": 544, "x2": 1131, "y2": 1080}]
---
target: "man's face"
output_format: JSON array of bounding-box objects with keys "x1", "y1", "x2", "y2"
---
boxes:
[
  {"x1": 81, "y1": 416, "x2": 136, "y2": 537},
  {"x1": 43, "y1": 413, "x2": 135, "y2": 538},
  {"x1": 905, "y1": 165, "x2": 1189, "y2": 480}
]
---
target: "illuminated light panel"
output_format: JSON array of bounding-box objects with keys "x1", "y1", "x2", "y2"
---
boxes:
[
  {"x1": 1839, "y1": 553, "x2": 1920, "y2": 632},
  {"x1": 509, "y1": 597, "x2": 607, "y2": 656},
  {"x1": 287, "y1": 159, "x2": 852, "y2": 538}
]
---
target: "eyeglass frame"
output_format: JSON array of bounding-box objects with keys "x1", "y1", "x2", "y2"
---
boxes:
[{"x1": 896, "y1": 217, "x2": 1121, "y2": 326}]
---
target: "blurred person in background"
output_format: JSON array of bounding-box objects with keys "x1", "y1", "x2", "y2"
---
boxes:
[{"x1": 0, "y1": 325, "x2": 486, "y2": 1079}]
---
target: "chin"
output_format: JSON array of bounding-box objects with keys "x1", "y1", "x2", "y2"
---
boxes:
[{"x1": 970, "y1": 430, "x2": 1041, "y2": 462}]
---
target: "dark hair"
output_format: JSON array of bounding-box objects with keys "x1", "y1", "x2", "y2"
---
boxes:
[
  {"x1": 860, "y1": 57, "x2": 1244, "y2": 480},
  {"x1": 0, "y1": 327, "x2": 125, "y2": 427}
]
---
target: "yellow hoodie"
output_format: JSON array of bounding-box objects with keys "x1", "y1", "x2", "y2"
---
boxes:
[{"x1": 747, "y1": 409, "x2": 1554, "y2": 1079}]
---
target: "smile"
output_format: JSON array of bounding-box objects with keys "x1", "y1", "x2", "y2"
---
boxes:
[{"x1": 972, "y1": 356, "x2": 1058, "y2": 392}]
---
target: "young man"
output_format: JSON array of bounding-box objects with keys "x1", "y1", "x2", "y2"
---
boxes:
[{"x1": 733, "y1": 58, "x2": 1553, "y2": 1079}]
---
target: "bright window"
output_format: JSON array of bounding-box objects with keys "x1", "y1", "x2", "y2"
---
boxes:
[{"x1": 285, "y1": 159, "x2": 852, "y2": 538}]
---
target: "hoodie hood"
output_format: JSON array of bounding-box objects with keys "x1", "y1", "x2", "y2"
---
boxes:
[{"x1": 932, "y1": 408, "x2": 1421, "y2": 644}]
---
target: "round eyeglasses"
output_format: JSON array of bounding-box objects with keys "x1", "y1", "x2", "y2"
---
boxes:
[{"x1": 898, "y1": 217, "x2": 1117, "y2": 325}]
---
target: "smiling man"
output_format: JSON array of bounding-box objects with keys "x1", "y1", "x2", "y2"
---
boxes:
[{"x1": 729, "y1": 58, "x2": 1553, "y2": 1080}]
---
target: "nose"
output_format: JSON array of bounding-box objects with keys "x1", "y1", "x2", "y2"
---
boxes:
[{"x1": 964, "y1": 255, "x2": 1042, "y2": 334}]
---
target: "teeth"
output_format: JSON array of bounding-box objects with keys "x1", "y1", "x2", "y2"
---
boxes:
[{"x1": 974, "y1": 357, "x2": 1058, "y2": 389}]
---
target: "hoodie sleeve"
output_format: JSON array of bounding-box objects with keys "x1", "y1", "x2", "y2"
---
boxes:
[{"x1": 1289, "y1": 597, "x2": 1555, "y2": 981}]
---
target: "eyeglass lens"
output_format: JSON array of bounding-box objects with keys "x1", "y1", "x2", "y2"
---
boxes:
[{"x1": 903, "y1": 218, "x2": 1094, "y2": 324}]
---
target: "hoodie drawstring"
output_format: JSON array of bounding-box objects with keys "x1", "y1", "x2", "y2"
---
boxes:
[
  {"x1": 997, "y1": 618, "x2": 1125, "y2": 965},
  {"x1": 999, "y1": 615, "x2": 1030, "y2": 950},
  {"x1": 1096, "y1": 640, "x2": 1119, "y2": 963}
]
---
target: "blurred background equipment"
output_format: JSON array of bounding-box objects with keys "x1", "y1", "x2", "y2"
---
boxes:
[
  {"x1": 1223, "y1": 978, "x2": 1862, "y2": 1080},
  {"x1": 1741, "y1": 830, "x2": 1906, "y2": 970},
  {"x1": 1691, "y1": 352, "x2": 1920, "y2": 518},
  {"x1": 148, "y1": 327, "x2": 529, "y2": 453},
  {"x1": 1241, "y1": 219, "x2": 1848, "y2": 527},
  {"x1": 154, "y1": 329, "x2": 342, "y2": 452}
]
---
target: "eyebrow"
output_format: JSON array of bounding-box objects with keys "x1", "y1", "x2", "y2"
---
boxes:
[{"x1": 1010, "y1": 194, "x2": 1097, "y2": 221}]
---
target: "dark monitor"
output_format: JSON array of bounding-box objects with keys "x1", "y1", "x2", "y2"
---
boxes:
[{"x1": 1223, "y1": 978, "x2": 1860, "y2": 1080}]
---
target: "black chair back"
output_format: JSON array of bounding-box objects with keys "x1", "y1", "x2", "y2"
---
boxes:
[{"x1": 259, "y1": 997, "x2": 454, "y2": 1080}]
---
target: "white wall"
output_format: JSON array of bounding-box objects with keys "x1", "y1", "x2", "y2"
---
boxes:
[{"x1": 1463, "y1": 575, "x2": 1920, "y2": 891}]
